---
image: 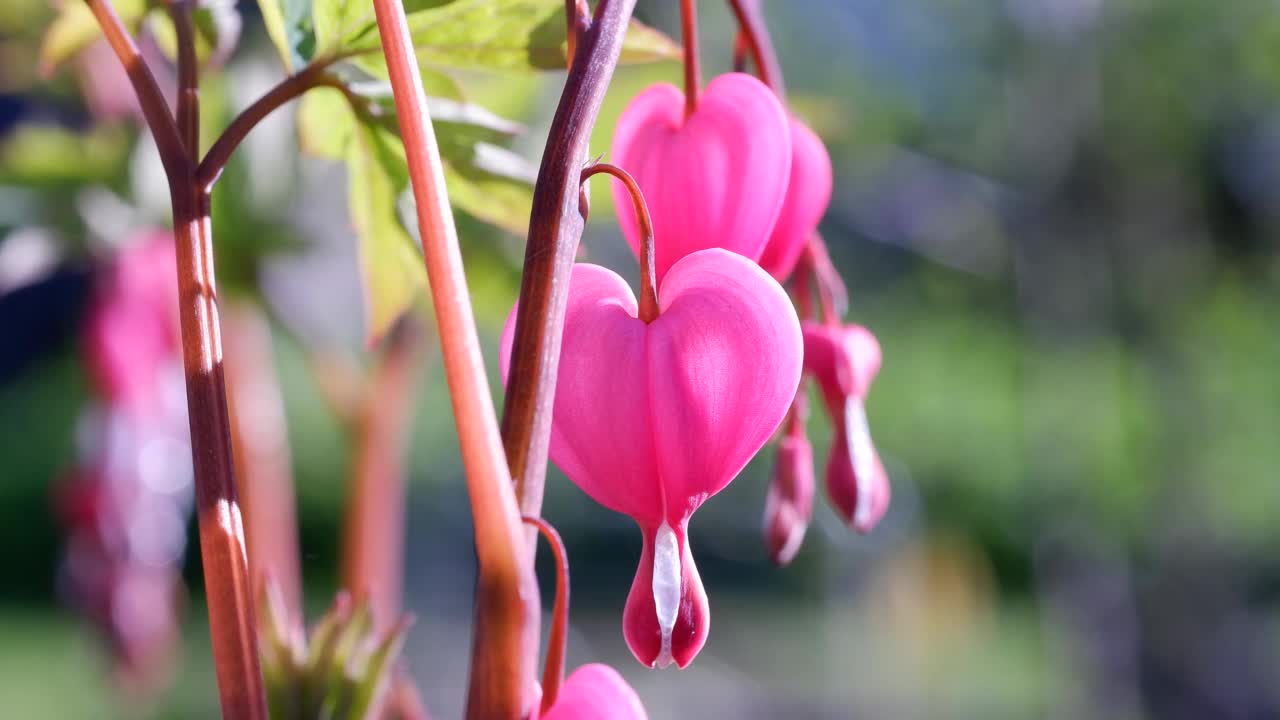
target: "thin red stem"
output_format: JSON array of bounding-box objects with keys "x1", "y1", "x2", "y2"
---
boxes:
[
  {"x1": 581, "y1": 163, "x2": 658, "y2": 322},
  {"x1": 172, "y1": 189, "x2": 268, "y2": 720},
  {"x1": 83, "y1": 0, "x2": 188, "y2": 180},
  {"x1": 679, "y1": 0, "x2": 701, "y2": 116},
  {"x1": 342, "y1": 320, "x2": 425, "y2": 628},
  {"x1": 223, "y1": 300, "x2": 303, "y2": 619},
  {"x1": 565, "y1": 0, "x2": 590, "y2": 68},
  {"x1": 369, "y1": 1, "x2": 537, "y2": 718},
  {"x1": 725, "y1": 0, "x2": 784, "y2": 95},
  {"x1": 501, "y1": 0, "x2": 638, "y2": 532},
  {"x1": 85, "y1": 1, "x2": 266, "y2": 714},
  {"x1": 169, "y1": 0, "x2": 198, "y2": 159},
  {"x1": 522, "y1": 516, "x2": 569, "y2": 715}
]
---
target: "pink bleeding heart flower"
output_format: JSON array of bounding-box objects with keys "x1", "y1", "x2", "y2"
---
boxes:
[
  {"x1": 82, "y1": 232, "x2": 180, "y2": 417},
  {"x1": 757, "y1": 117, "x2": 834, "y2": 282},
  {"x1": 539, "y1": 664, "x2": 648, "y2": 720},
  {"x1": 802, "y1": 322, "x2": 890, "y2": 533},
  {"x1": 611, "y1": 73, "x2": 791, "y2": 281},
  {"x1": 763, "y1": 396, "x2": 815, "y2": 566},
  {"x1": 501, "y1": 249, "x2": 802, "y2": 668}
]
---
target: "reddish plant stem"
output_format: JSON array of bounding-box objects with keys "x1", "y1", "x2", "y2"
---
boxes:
[
  {"x1": 172, "y1": 188, "x2": 268, "y2": 720},
  {"x1": 342, "y1": 319, "x2": 425, "y2": 629},
  {"x1": 83, "y1": 0, "x2": 187, "y2": 180},
  {"x1": 679, "y1": 0, "x2": 701, "y2": 116},
  {"x1": 85, "y1": 1, "x2": 266, "y2": 715},
  {"x1": 501, "y1": 0, "x2": 637, "y2": 526},
  {"x1": 565, "y1": 0, "x2": 589, "y2": 67},
  {"x1": 197, "y1": 60, "x2": 337, "y2": 190},
  {"x1": 725, "y1": 0, "x2": 784, "y2": 95},
  {"x1": 169, "y1": 0, "x2": 198, "y2": 158},
  {"x1": 223, "y1": 300, "x2": 303, "y2": 618},
  {"x1": 369, "y1": 1, "x2": 537, "y2": 718},
  {"x1": 581, "y1": 163, "x2": 659, "y2": 322},
  {"x1": 521, "y1": 516, "x2": 569, "y2": 715}
]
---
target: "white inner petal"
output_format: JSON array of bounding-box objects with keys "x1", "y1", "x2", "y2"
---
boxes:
[
  {"x1": 651, "y1": 520, "x2": 681, "y2": 669},
  {"x1": 844, "y1": 397, "x2": 877, "y2": 529}
]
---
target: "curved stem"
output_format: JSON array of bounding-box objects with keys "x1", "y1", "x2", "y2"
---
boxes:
[
  {"x1": 197, "y1": 60, "x2": 337, "y2": 190},
  {"x1": 725, "y1": 0, "x2": 784, "y2": 95},
  {"x1": 522, "y1": 516, "x2": 569, "y2": 715},
  {"x1": 369, "y1": 1, "x2": 537, "y2": 718},
  {"x1": 83, "y1": 0, "x2": 188, "y2": 180},
  {"x1": 581, "y1": 163, "x2": 658, "y2": 322},
  {"x1": 501, "y1": 0, "x2": 638, "y2": 532},
  {"x1": 732, "y1": 30, "x2": 748, "y2": 73},
  {"x1": 679, "y1": 0, "x2": 701, "y2": 116}
]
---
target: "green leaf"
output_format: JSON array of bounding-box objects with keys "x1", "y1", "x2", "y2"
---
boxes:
[
  {"x1": 346, "y1": 121, "x2": 426, "y2": 343},
  {"x1": 38, "y1": 0, "x2": 148, "y2": 76},
  {"x1": 257, "y1": 0, "x2": 315, "y2": 71},
  {"x1": 439, "y1": 140, "x2": 535, "y2": 236},
  {"x1": 297, "y1": 86, "x2": 355, "y2": 159},
  {"x1": 330, "y1": 0, "x2": 678, "y2": 73},
  {"x1": 312, "y1": 0, "x2": 376, "y2": 57}
]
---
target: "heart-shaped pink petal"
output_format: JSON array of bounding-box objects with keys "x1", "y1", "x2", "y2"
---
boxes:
[
  {"x1": 758, "y1": 116, "x2": 834, "y2": 281},
  {"x1": 501, "y1": 249, "x2": 802, "y2": 668},
  {"x1": 540, "y1": 664, "x2": 648, "y2": 720},
  {"x1": 611, "y1": 73, "x2": 792, "y2": 281}
]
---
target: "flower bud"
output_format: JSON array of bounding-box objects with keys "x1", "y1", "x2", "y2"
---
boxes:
[
  {"x1": 802, "y1": 322, "x2": 890, "y2": 533},
  {"x1": 763, "y1": 426, "x2": 814, "y2": 566}
]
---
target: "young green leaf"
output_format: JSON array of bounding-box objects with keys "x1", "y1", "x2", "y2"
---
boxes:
[
  {"x1": 346, "y1": 122, "x2": 426, "y2": 343},
  {"x1": 257, "y1": 0, "x2": 316, "y2": 71}
]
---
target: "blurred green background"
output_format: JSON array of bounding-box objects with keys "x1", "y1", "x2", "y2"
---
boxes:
[{"x1": 3, "y1": 0, "x2": 1280, "y2": 717}]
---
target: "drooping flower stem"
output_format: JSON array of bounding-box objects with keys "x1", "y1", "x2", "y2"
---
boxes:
[
  {"x1": 581, "y1": 163, "x2": 659, "y2": 322},
  {"x1": 680, "y1": 0, "x2": 701, "y2": 116},
  {"x1": 725, "y1": 0, "x2": 784, "y2": 95},
  {"x1": 83, "y1": 1, "x2": 267, "y2": 715},
  {"x1": 522, "y1": 516, "x2": 570, "y2": 715},
  {"x1": 369, "y1": 1, "x2": 537, "y2": 718},
  {"x1": 501, "y1": 0, "x2": 638, "y2": 520}
]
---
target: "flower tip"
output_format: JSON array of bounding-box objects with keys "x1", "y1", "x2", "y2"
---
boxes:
[
  {"x1": 623, "y1": 523, "x2": 710, "y2": 669},
  {"x1": 763, "y1": 432, "x2": 815, "y2": 566}
]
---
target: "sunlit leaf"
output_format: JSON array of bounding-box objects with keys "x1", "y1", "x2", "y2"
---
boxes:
[
  {"x1": 439, "y1": 141, "x2": 535, "y2": 235},
  {"x1": 297, "y1": 86, "x2": 355, "y2": 159},
  {"x1": 346, "y1": 121, "x2": 425, "y2": 343},
  {"x1": 38, "y1": 0, "x2": 147, "y2": 76},
  {"x1": 257, "y1": 0, "x2": 315, "y2": 71},
  {"x1": 401, "y1": 0, "x2": 680, "y2": 72}
]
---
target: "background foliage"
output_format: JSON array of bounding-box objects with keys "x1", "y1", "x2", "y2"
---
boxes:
[{"x1": 2, "y1": 0, "x2": 1279, "y2": 717}]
